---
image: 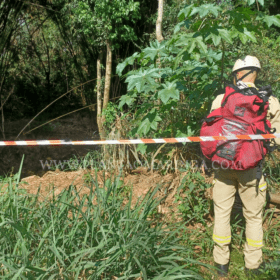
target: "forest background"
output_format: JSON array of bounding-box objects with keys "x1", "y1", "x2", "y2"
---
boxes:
[{"x1": 1, "y1": 0, "x2": 280, "y2": 144}]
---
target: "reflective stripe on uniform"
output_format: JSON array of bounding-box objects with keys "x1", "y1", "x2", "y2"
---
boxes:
[
  {"x1": 213, "y1": 234, "x2": 231, "y2": 244},
  {"x1": 259, "y1": 182, "x2": 267, "y2": 192},
  {"x1": 247, "y1": 238, "x2": 263, "y2": 247}
]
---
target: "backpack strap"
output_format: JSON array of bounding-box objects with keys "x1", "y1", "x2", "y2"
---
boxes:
[
  {"x1": 258, "y1": 85, "x2": 272, "y2": 102},
  {"x1": 263, "y1": 141, "x2": 277, "y2": 153},
  {"x1": 256, "y1": 126, "x2": 278, "y2": 153},
  {"x1": 222, "y1": 84, "x2": 271, "y2": 113},
  {"x1": 221, "y1": 91, "x2": 237, "y2": 107},
  {"x1": 221, "y1": 84, "x2": 239, "y2": 107},
  {"x1": 221, "y1": 84, "x2": 256, "y2": 107}
]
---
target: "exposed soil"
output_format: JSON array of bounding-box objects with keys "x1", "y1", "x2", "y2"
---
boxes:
[
  {"x1": 18, "y1": 167, "x2": 193, "y2": 215},
  {"x1": 16, "y1": 166, "x2": 279, "y2": 233}
]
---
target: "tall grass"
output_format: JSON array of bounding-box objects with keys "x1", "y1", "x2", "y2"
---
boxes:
[
  {"x1": 0, "y1": 157, "x2": 207, "y2": 279},
  {"x1": 2, "y1": 155, "x2": 279, "y2": 279},
  {"x1": 263, "y1": 153, "x2": 280, "y2": 193}
]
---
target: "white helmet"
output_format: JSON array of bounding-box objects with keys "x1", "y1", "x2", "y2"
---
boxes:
[{"x1": 232, "y1": 55, "x2": 261, "y2": 73}]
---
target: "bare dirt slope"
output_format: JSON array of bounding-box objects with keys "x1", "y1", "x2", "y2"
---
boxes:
[{"x1": 19, "y1": 167, "x2": 192, "y2": 214}]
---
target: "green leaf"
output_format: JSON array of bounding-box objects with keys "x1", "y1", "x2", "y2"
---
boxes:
[
  {"x1": 238, "y1": 32, "x2": 248, "y2": 44},
  {"x1": 218, "y1": 29, "x2": 233, "y2": 44},
  {"x1": 158, "y1": 82, "x2": 180, "y2": 104},
  {"x1": 178, "y1": 4, "x2": 194, "y2": 20},
  {"x1": 211, "y1": 33, "x2": 221, "y2": 46},
  {"x1": 230, "y1": 29, "x2": 239, "y2": 39},
  {"x1": 188, "y1": 39, "x2": 196, "y2": 54},
  {"x1": 174, "y1": 20, "x2": 191, "y2": 34},
  {"x1": 182, "y1": 35, "x2": 207, "y2": 54},
  {"x1": 175, "y1": 130, "x2": 188, "y2": 138},
  {"x1": 118, "y1": 94, "x2": 135, "y2": 109},
  {"x1": 273, "y1": 36, "x2": 280, "y2": 48},
  {"x1": 262, "y1": 15, "x2": 280, "y2": 28},
  {"x1": 127, "y1": 52, "x2": 140, "y2": 64},
  {"x1": 116, "y1": 61, "x2": 127, "y2": 76},
  {"x1": 195, "y1": 36, "x2": 207, "y2": 53},
  {"x1": 149, "y1": 113, "x2": 162, "y2": 130},
  {"x1": 189, "y1": 4, "x2": 221, "y2": 18},
  {"x1": 137, "y1": 118, "x2": 150, "y2": 136},
  {"x1": 174, "y1": 22, "x2": 184, "y2": 34},
  {"x1": 26, "y1": 265, "x2": 46, "y2": 274},
  {"x1": 192, "y1": 53, "x2": 200, "y2": 61},
  {"x1": 11, "y1": 267, "x2": 25, "y2": 280},
  {"x1": 248, "y1": 0, "x2": 264, "y2": 6},
  {"x1": 247, "y1": 0, "x2": 255, "y2": 5},
  {"x1": 143, "y1": 41, "x2": 167, "y2": 61},
  {"x1": 125, "y1": 68, "x2": 161, "y2": 92},
  {"x1": 136, "y1": 144, "x2": 147, "y2": 155},
  {"x1": 125, "y1": 73, "x2": 141, "y2": 91},
  {"x1": 189, "y1": 7, "x2": 202, "y2": 17},
  {"x1": 243, "y1": 29, "x2": 257, "y2": 43},
  {"x1": 174, "y1": 33, "x2": 192, "y2": 47},
  {"x1": 116, "y1": 52, "x2": 139, "y2": 76},
  {"x1": 205, "y1": 49, "x2": 222, "y2": 63},
  {"x1": 137, "y1": 111, "x2": 162, "y2": 136}
]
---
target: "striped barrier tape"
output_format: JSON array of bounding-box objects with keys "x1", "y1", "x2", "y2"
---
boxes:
[{"x1": 1, "y1": 133, "x2": 280, "y2": 146}]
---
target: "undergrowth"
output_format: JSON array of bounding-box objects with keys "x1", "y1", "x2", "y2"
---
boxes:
[
  {"x1": 263, "y1": 152, "x2": 280, "y2": 193},
  {"x1": 1, "y1": 156, "x2": 279, "y2": 279},
  {"x1": 0, "y1": 157, "x2": 208, "y2": 279}
]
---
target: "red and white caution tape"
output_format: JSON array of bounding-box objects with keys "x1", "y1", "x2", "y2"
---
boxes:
[{"x1": 0, "y1": 133, "x2": 280, "y2": 146}]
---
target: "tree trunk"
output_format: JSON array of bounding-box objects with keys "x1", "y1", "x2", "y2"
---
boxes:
[
  {"x1": 103, "y1": 40, "x2": 112, "y2": 111},
  {"x1": 100, "y1": 40, "x2": 112, "y2": 140},
  {"x1": 1, "y1": 96, "x2": 5, "y2": 140},
  {"x1": 156, "y1": 0, "x2": 164, "y2": 43},
  {"x1": 155, "y1": 0, "x2": 164, "y2": 106},
  {"x1": 97, "y1": 52, "x2": 105, "y2": 139}
]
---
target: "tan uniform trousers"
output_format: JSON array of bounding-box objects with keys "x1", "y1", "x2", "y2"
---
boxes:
[{"x1": 213, "y1": 166, "x2": 267, "y2": 269}]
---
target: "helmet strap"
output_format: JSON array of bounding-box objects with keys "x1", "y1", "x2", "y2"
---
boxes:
[
  {"x1": 236, "y1": 69, "x2": 256, "y2": 82},
  {"x1": 233, "y1": 72, "x2": 238, "y2": 84}
]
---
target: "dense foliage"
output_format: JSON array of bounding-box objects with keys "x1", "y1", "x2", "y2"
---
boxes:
[
  {"x1": 0, "y1": 0, "x2": 158, "y2": 122},
  {"x1": 1, "y1": 0, "x2": 280, "y2": 140},
  {"x1": 117, "y1": 0, "x2": 280, "y2": 147}
]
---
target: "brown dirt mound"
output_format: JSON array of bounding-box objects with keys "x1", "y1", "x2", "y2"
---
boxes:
[{"x1": 18, "y1": 167, "x2": 197, "y2": 218}]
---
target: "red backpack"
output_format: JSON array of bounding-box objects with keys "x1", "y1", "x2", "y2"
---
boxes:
[{"x1": 200, "y1": 84, "x2": 275, "y2": 170}]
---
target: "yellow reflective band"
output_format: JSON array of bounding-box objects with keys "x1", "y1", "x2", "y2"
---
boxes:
[
  {"x1": 213, "y1": 234, "x2": 231, "y2": 244},
  {"x1": 259, "y1": 183, "x2": 267, "y2": 192},
  {"x1": 247, "y1": 238, "x2": 263, "y2": 248}
]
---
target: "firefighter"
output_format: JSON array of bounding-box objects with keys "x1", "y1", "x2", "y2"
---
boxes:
[{"x1": 210, "y1": 55, "x2": 280, "y2": 277}]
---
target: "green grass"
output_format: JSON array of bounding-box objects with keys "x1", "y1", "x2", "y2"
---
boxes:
[
  {"x1": 263, "y1": 152, "x2": 280, "y2": 193},
  {"x1": 1, "y1": 156, "x2": 279, "y2": 279},
  {"x1": 0, "y1": 157, "x2": 208, "y2": 279}
]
